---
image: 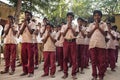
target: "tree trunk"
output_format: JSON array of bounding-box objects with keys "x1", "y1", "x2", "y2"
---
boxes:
[{"x1": 14, "y1": 0, "x2": 22, "y2": 24}]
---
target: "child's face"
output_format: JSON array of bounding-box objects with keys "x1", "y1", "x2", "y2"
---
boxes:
[
  {"x1": 25, "y1": 13, "x2": 31, "y2": 21},
  {"x1": 107, "y1": 24, "x2": 111, "y2": 28},
  {"x1": 8, "y1": 18, "x2": 14, "y2": 23},
  {"x1": 93, "y1": 13, "x2": 101, "y2": 22},
  {"x1": 46, "y1": 25, "x2": 51, "y2": 32},
  {"x1": 67, "y1": 15, "x2": 73, "y2": 23},
  {"x1": 77, "y1": 19, "x2": 83, "y2": 26}
]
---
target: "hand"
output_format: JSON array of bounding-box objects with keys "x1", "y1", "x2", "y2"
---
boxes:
[
  {"x1": 94, "y1": 20, "x2": 99, "y2": 30},
  {"x1": 68, "y1": 22, "x2": 72, "y2": 29},
  {"x1": 79, "y1": 26, "x2": 82, "y2": 31}
]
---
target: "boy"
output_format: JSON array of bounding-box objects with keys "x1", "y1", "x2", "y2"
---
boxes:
[
  {"x1": 61, "y1": 12, "x2": 78, "y2": 79},
  {"x1": 19, "y1": 11, "x2": 34, "y2": 77},
  {"x1": 55, "y1": 25, "x2": 64, "y2": 71},
  {"x1": 106, "y1": 22, "x2": 116, "y2": 71},
  {"x1": 1, "y1": 15, "x2": 17, "y2": 75},
  {"x1": 87, "y1": 10, "x2": 108, "y2": 80},
  {"x1": 41, "y1": 23, "x2": 56, "y2": 78},
  {"x1": 76, "y1": 17, "x2": 86, "y2": 74}
]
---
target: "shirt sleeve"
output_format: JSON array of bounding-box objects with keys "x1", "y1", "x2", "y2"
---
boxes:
[
  {"x1": 20, "y1": 23, "x2": 24, "y2": 30},
  {"x1": 74, "y1": 24, "x2": 78, "y2": 32},
  {"x1": 86, "y1": 23, "x2": 93, "y2": 32},
  {"x1": 103, "y1": 23, "x2": 108, "y2": 32},
  {"x1": 13, "y1": 24, "x2": 18, "y2": 31},
  {"x1": 61, "y1": 25, "x2": 65, "y2": 33},
  {"x1": 4, "y1": 24, "x2": 9, "y2": 31}
]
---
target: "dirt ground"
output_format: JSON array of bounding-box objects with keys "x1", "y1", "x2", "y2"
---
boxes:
[{"x1": 0, "y1": 53, "x2": 120, "y2": 80}]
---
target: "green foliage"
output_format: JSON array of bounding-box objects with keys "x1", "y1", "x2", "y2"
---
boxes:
[{"x1": 7, "y1": 0, "x2": 120, "y2": 25}]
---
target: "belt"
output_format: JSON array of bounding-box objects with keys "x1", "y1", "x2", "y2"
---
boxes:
[{"x1": 65, "y1": 39, "x2": 76, "y2": 42}]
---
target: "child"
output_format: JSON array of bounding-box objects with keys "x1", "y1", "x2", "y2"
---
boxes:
[
  {"x1": 55, "y1": 25, "x2": 64, "y2": 71},
  {"x1": 106, "y1": 22, "x2": 116, "y2": 71},
  {"x1": 1, "y1": 15, "x2": 17, "y2": 75},
  {"x1": 86, "y1": 10, "x2": 108, "y2": 80},
  {"x1": 76, "y1": 17, "x2": 86, "y2": 74},
  {"x1": 41, "y1": 23, "x2": 56, "y2": 78},
  {"x1": 61, "y1": 12, "x2": 78, "y2": 79},
  {"x1": 19, "y1": 11, "x2": 35, "y2": 77}
]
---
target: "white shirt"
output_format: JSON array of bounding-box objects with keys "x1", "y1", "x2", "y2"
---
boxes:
[
  {"x1": 86, "y1": 21, "x2": 108, "y2": 49},
  {"x1": 55, "y1": 31, "x2": 64, "y2": 47},
  {"x1": 106, "y1": 30, "x2": 116, "y2": 49},
  {"x1": 0, "y1": 25, "x2": 3, "y2": 44},
  {"x1": 76, "y1": 26, "x2": 86, "y2": 45},
  {"x1": 61, "y1": 22, "x2": 77, "y2": 39},
  {"x1": 4, "y1": 23, "x2": 18, "y2": 44},
  {"x1": 42, "y1": 31, "x2": 56, "y2": 51}
]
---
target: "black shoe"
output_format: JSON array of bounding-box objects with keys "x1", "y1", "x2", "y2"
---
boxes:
[
  {"x1": 0, "y1": 70, "x2": 8, "y2": 74},
  {"x1": 34, "y1": 66, "x2": 38, "y2": 69},
  {"x1": 50, "y1": 75, "x2": 55, "y2": 78},
  {"x1": 80, "y1": 71, "x2": 85, "y2": 74},
  {"x1": 20, "y1": 73, "x2": 28, "y2": 76},
  {"x1": 58, "y1": 69, "x2": 63, "y2": 72},
  {"x1": 17, "y1": 63, "x2": 22, "y2": 67},
  {"x1": 111, "y1": 69, "x2": 116, "y2": 72},
  {"x1": 62, "y1": 74, "x2": 68, "y2": 79},
  {"x1": 91, "y1": 77, "x2": 97, "y2": 80},
  {"x1": 28, "y1": 73, "x2": 33, "y2": 77},
  {"x1": 72, "y1": 75, "x2": 77, "y2": 80},
  {"x1": 41, "y1": 74, "x2": 49, "y2": 77},
  {"x1": 9, "y1": 71, "x2": 15, "y2": 75}
]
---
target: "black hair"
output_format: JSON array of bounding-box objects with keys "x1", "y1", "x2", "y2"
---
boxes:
[
  {"x1": 46, "y1": 23, "x2": 51, "y2": 27},
  {"x1": 112, "y1": 25, "x2": 117, "y2": 29},
  {"x1": 93, "y1": 10, "x2": 102, "y2": 17},
  {"x1": 32, "y1": 19, "x2": 36, "y2": 22},
  {"x1": 57, "y1": 25, "x2": 61, "y2": 27},
  {"x1": 66, "y1": 12, "x2": 74, "y2": 18},
  {"x1": 106, "y1": 22, "x2": 111, "y2": 25},
  {"x1": 25, "y1": 11, "x2": 32, "y2": 18},
  {"x1": 8, "y1": 15, "x2": 14, "y2": 19},
  {"x1": 61, "y1": 21, "x2": 66, "y2": 25},
  {"x1": 43, "y1": 17, "x2": 47, "y2": 20},
  {"x1": 77, "y1": 17, "x2": 84, "y2": 22}
]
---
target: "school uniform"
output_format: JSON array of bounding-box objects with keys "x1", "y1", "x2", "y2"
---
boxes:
[
  {"x1": 55, "y1": 30, "x2": 64, "y2": 71},
  {"x1": 31, "y1": 22, "x2": 39, "y2": 66},
  {"x1": 3, "y1": 23, "x2": 17, "y2": 72},
  {"x1": 106, "y1": 30, "x2": 116, "y2": 70},
  {"x1": 76, "y1": 26, "x2": 86, "y2": 72},
  {"x1": 0, "y1": 25, "x2": 3, "y2": 64},
  {"x1": 114, "y1": 31, "x2": 120, "y2": 62},
  {"x1": 0, "y1": 25, "x2": 3, "y2": 44},
  {"x1": 15, "y1": 24, "x2": 22, "y2": 64},
  {"x1": 36, "y1": 26, "x2": 44, "y2": 63},
  {"x1": 86, "y1": 21, "x2": 108, "y2": 79},
  {"x1": 16, "y1": 35, "x2": 22, "y2": 64},
  {"x1": 61, "y1": 23, "x2": 77, "y2": 76},
  {"x1": 84, "y1": 27, "x2": 90, "y2": 68},
  {"x1": 42, "y1": 31, "x2": 56, "y2": 76},
  {"x1": 21, "y1": 22, "x2": 34, "y2": 74}
]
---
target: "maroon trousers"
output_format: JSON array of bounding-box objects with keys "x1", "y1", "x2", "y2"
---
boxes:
[
  {"x1": 56, "y1": 47, "x2": 63, "y2": 70},
  {"x1": 4, "y1": 44, "x2": 16, "y2": 71},
  {"x1": 115, "y1": 46, "x2": 119, "y2": 62},
  {"x1": 84, "y1": 45, "x2": 90, "y2": 68},
  {"x1": 33, "y1": 43, "x2": 38, "y2": 65},
  {"x1": 77, "y1": 44, "x2": 85, "y2": 71},
  {"x1": 107, "y1": 49, "x2": 116, "y2": 69},
  {"x1": 90, "y1": 47, "x2": 106, "y2": 78},
  {"x1": 63, "y1": 40, "x2": 77, "y2": 76},
  {"x1": 43, "y1": 51, "x2": 56, "y2": 75},
  {"x1": 21, "y1": 43, "x2": 34, "y2": 74}
]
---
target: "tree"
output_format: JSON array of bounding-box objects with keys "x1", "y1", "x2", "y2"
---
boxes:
[{"x1": 14, "y1": 0, "x2": 22, "y2": 24}]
